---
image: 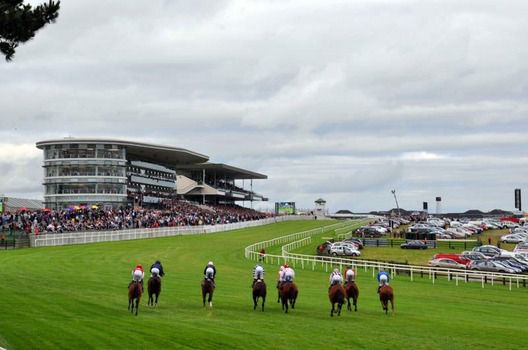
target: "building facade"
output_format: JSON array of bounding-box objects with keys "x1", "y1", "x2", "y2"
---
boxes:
[{"x1": 36, "y1": 138, "x2": 208, "y2": 209}]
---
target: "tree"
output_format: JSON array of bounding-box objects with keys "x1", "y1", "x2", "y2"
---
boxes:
[{"x1": 0, "y1": 0, "x2": 60, "y2": 61}]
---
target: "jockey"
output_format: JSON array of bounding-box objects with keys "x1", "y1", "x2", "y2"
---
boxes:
[
  {"x1": 276, "y1": 265, "x2": 285, "y2": 289},
  {"x1": 204, "y1": 261, "x2": 216, "y2": 286},
  {"x1": 329, "y1": 268, "x2": 343, "y2": 287},
  {"x1": 130, "y1": 264, "x2": 144, "y2": 288},
  {"x1": 377, "y1": 270, "x2": 390, "y2": 293},
  {"x1": 283, "y1": 263, "x2": 295, "y2": 283},
  {"x1": 252, "y1": 262, "x2": 265, "y2": 287},
  {"x1": 150, "y1": 260, "x2": 165, "y2": 278},
  {"x1": 344, "y1": 265, "x2": 355, "y2": 284}
]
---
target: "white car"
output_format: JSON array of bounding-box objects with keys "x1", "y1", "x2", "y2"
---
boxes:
[
  {"x1": 329, "y1": 245, "x2": 361, "y2": 257},
  {"x1": 500, "y1": 234, "x2": 527, "y2": 244}
]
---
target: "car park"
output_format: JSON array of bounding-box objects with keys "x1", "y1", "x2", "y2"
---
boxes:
[
  {"x1": 400, "y1": 240, "x2": 428, "y2": 249},
  {"x1": 428, "y1": 258, "x2": 467, "y2": 269}
]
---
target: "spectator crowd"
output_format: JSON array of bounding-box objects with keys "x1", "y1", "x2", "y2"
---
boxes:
[{"x1": 0, "y1": 201, "x2": 272, "y2": 235}]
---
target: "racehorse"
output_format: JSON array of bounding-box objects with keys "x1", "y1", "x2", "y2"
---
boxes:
[
  {"x1": 147, "y1": 276, "x2": 161, "y2": 307},
  {"x1": 252, "y1": 280, "x2": 267, "y2": 312},
  {"x1": 379, "y1": 284, "x2": 394, "y2": 314},
  {"x1": 128, "y1": 281, "x2": 143, "y2": 316},
  {"x1": 345, "y1": 281, "x2": 359, "y2": 312},
  {"x1": 328, "y1": 283, "x2": 346, "y2": 317},
  {"x1": 279, "y1": 282, "x2": 298, "y2": 313},
  {"x1": 202, "y1": 278, "x2": 215, "y2": 308}
]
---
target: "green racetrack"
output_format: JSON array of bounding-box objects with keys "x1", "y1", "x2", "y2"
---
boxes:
[{"x1": 0, "y1": 220, "x2": 526, "y2": 350}]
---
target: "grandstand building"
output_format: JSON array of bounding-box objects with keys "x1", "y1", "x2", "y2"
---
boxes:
[{"x1": 36, "y1": 138, "x2": 267, "y2": 209}]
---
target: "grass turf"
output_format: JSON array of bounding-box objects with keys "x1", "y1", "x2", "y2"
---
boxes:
[{"x1": 0, "y1": 220, "x2": 527, "y2": 350}]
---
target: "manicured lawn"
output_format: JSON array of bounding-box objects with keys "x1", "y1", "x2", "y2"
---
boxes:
[{"x1": 0, "y1": 220, "x2": 526, "y2": 350}]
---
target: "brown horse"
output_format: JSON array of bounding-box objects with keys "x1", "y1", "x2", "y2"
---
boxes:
[
  {"x1": 128, "y1": 281, "x2": 143, "y2": 316},
  {"x1": 279, "y1": 282, "x2": 298, "y2": 313},
  {"x1": 252, "y1": 280, "x2": 267, "y2": 311},
  {"x1": 202, "y1": 279, "x2": 215, "y2": 308},
  {"x1": 379, "y1": 284, "x2": 394, "y2": 314},
  {"x1": 147, "y1": 276, "x2": 161, "y2": 307},
  {"x1": 345, "y1": 281, "x2": 359, "y2": 312},
  {"x1": 328, "y1": 283, "x2": 346, "y2": 317}
]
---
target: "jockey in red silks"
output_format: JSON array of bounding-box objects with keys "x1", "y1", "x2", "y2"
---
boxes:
[
  {"x1": 282, "y1": 263, "x2": 295, "y2": 284},
  {"x1": 130, "y1": 264, "x2": 144, "y2": 288}
]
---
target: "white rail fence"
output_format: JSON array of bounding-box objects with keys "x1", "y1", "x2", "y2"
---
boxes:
[
  {"x1": 32, "y1": 215, "x2": 318, "y2": 247},
  {"x1": 245, "y1": 223, "x2": 528, "y2": 291}
]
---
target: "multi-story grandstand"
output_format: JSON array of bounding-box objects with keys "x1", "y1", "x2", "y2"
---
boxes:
[{"x1": 36, "y1": 138, "x2": 267, "y2": 209}]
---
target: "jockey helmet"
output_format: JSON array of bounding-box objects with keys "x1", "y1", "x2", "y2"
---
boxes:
[
  {"x1": 283, "y1": 263, "x2": 289, "y2": 268},
  {"x1": 136, "y1": 264, "x2": 142, "y2": 269},
  {"x1": 333, "y1": 268, "x2": 339, "y2": 273},
  {"x1": 208, "y1": 261, "x2": 214, "y2": 266},
  {"x1": 155, "y1": 260, "x2": 161, "y2": 264}
]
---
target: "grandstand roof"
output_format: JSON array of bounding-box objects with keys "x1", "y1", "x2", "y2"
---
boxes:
[
  {"x1": 176, "y1": 163, "x2": 267, "y2": 180},
  {"x1": 36, "y1": 138, "x2": 209, "y2": 165},
  {"x1": 4, "y1": 197, "x2": 43, "y2": 210}
]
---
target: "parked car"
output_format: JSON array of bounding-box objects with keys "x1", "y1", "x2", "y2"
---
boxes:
[
  {"x1": 357, "y1": 227, "x2": 384, "y2": 238},
  {"x1": 500, "y1": 234, "x2": 527, "y2": 244},
  {"x1": 344, "y1": 238, "x2": 364, "y2": 249},
  {"x1": 433, "y1": 253, "x2": 471, "y2": 266},
  {"x1": 428, "y1": 258, "x2": 467, "y2": 269},
  {"x1": 329, "y1": 245, "x2": 361, "y2": 257},
  {"x1": 460, "y1": 251, "x2": 489, "y2": 261},
  {"x1": 469, "y1": 260, "x2": 517, "y2": 274},
  {"x1": 472, "y1": 245, "x2": 502, "y2": 257},
  {"x1": 400, "y1": 240, "x2": 428, "y2": 249}
]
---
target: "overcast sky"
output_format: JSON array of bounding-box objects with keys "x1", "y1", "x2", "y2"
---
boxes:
[{"x1": 1, "y1": 0, "x2": 528, "y2": 213}]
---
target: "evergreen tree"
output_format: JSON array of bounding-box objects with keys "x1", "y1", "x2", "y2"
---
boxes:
[{"x1": 0, "y1": 0, "x2": 60, "y2": 61}]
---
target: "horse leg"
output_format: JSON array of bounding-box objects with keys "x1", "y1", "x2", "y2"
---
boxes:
[
  {"x1": 354, "y1": 296, "x2": 358, "y2": 312},
  {"x1": 253, "y1": 295, "x2": 258, "y2": 310},
  {"x1": 128, "y1": 298, "x2": 132, "y2": 312},
  {"x1": 208, "y1": 292, "x2": 213, "y2": 308},
  {"x1": 346, "y1": 296, "x2": 351, "y2": 311},
  {"x1": 135, "y1": 298, "x2": 139, "y2": 316},
  {"x1": 390, "y1": 296, "x2": 394, "y2": 312},
  {"x1": 202, "y1": 291, "x2": 206, "y2": 307},
  {"x1": 338, "y1": 302, "x2": 342, "y2": 316},
  {"x1": 262, "y1": 295, "x2": 265, "y2": 312}
]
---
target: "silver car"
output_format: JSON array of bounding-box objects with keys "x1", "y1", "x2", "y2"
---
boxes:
[{"x1": 469, "y1": 260, "x2": 516, "y2": 274}]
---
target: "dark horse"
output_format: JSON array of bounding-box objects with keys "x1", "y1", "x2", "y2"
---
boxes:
[
  {"x1": 252, "y1": 280, "x2": 267, "y2": 311},
  {"x1": 379, "y1": 284, "x2": 394, "y2": 314},
  {"x1": 147, "y1": 276, "x2": 161, "y2": 307},
  {"x1": 345, "y1": 281, "x2": 359, "y2": 312},
  {"x1": 128, "y1": 281, "x2": 143, "y2": 316},
  {"x1": 328, "y1": 284, "x2": 346, "y2": 317},
  {"x1": 201, "y1": 279, "x2": 215, "y2": 308},
  {"x1": 279, "y1": 282, "x2": 298, "y2": 313}
]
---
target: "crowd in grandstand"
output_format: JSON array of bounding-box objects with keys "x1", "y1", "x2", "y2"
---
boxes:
[{"x1": 0, "y1": 201, "x2": 271, "y2": 234}]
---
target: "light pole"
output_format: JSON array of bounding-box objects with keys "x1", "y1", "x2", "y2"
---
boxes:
[{"x1": 391, "y1": 189, "x2": 401, "y2": 218}]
